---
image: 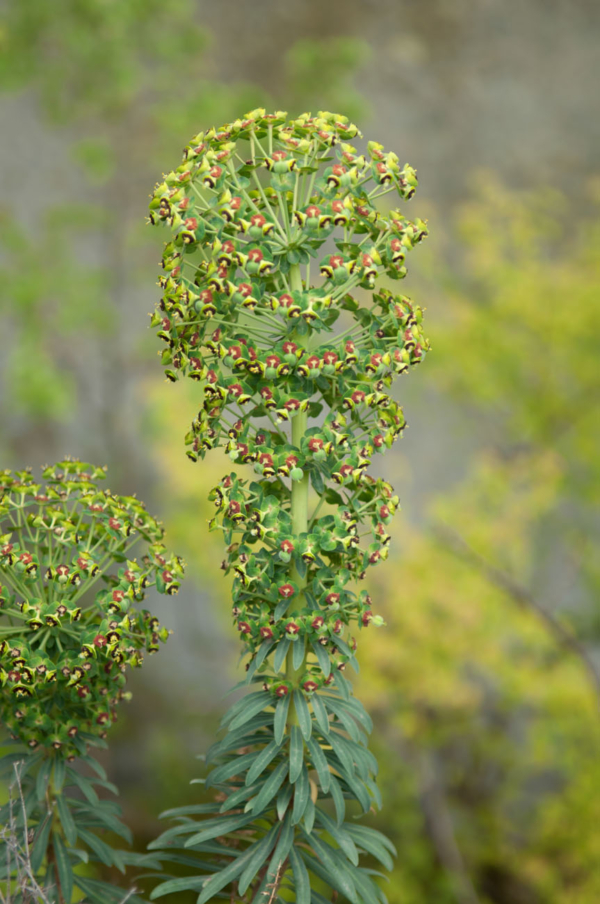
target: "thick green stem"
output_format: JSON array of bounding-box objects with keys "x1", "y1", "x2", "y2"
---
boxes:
[
  {"x1": 285, "y1": 265, "x2": 308, "y2": 721},
  {"x1": 45, "y1": 759, "x2": 67, "y2": 904},
  {"x1": 289, "y1": 410, "x2": 309, "y2": 600}
]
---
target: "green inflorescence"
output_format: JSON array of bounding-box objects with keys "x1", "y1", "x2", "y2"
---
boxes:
[
  {"x1": 0, "y1": 459, "x2": 183, "y2": 757},
  {"x1": 0, "y1": 459, "x2": 184, "y2": 902},
  {"x1": 147, "y1": 108, "x2": 430, "y2": 904}
]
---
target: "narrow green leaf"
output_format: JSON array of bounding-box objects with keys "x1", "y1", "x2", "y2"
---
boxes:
[
  {"x1": 53, "y1": 832, "x2": 74, "y2": 903},
  {"x1": 150, "y1": 875, "x2": 209, "y2": 900},
  {"x1": 159, "y1": 802, "x2": 218, "y2": 819},
  {"x1": 30, "y1": 814, "x2": 52, "y2": 872},
  {"x1": 196, "y1": 843, "x2": 257, "y2": 904},
  {"x1": 347, "y1": 824, "x2": 396, "y2": 856},
  {"x1": 221, "y1": 781, "x2": 261, "y2": 812},
  {"x1": 206, "y1": 751, "x2": 258, "y2": 787},
  {"x1": 80, "y1": 754, "x2": 107, "y2": 781},
  {"x1": 330, "y1": 634, "x2": 358, "y2": 670},
  {"x1": 276, "y1": 783, "x2": 293, "y2": 820},
  {"x1": 238, "y1": 825, "x2": 280, "y2": 895},
  {"x1": 66, "y1": 768, "x2": 99, "y2": 804},
  {"x1": 274, "y1": 693, "x2": 290, "y2": 744},
  {"x1": 294, "y1": 691, "x2": 312, "y2": 741},
  {"x1": 324, "y1": 488, "x2": 344, "y2": 506},
  {"x1": 303, "y1": 796, "x2": 315, "y2": 833},
  {"x1": 118, "y1": 850, "x2": 163, "y2": 869},
  {"x1": 330, "y1": 695, "x2": 373, "y2": 734},
  {"x1": 78, "y1": 827, "x2": 125, "y2": 872},
  {"x1": 289, "y1": 725, "x2": 304, "y2": 783},
  {"x1": 291, "y1": 764, "x2": 310, "y2": 825},
  {"x1": 324, "y1": 699, "x2": 361, "y2": 742},
  {"x1": 45, "y1": 865, "x2": 56, "y2": 899},
  {"x1": 310, "y1": 641, "x2": 331, "y2": 678},
  {"x1": 333, "y1": 671, "x2": 351, "y2": 700},
  {"x1": 292, "y1": 637, "x2": 306, "y2": 671},
  {"x1": 336, "y1": 767, "x2": 371, "y2": 814},
  {"x1": 246, "y1": 740, "x2": 282, "y2": 786},
  {"x1": 250, "y1": 760, "x2": 288, "y2": 815},
  {"x1": 351, "y1": 744, "x2": 377, "y2": 781},
  {"x1": 144, "y1": 850, "x2": 210, "y2": 870},
  {"x1": 255, "y1": 639, "x2": 275, "y2": 668},
  {"x1": 303, "y1": 835, "x2": 358, "y2": 903},
  {"x1": 75, "y1": 876, "x2": 145, "y2": 904},
  {"x1": 315, "y1": 810, "x2": 359, "y2": 865},
  {"x1": 311, "y1": 694, "x2": 330, "y2": 735},
  {"x1": 343, "y1": 824, "x2": 395, "y2": 871},
  {"x1": 93, "y1": 778, "x2": 119, "y2": 795},
  {"x1": 289, "y1": 845, "x2": 311, "y2": 904},
  {"x1": 56, "y1": 795, "x2": 77, "y2": 845},
  {"x1": 351, "y1": 867, "x2": 388, "y2": 904},
  {"x1": 365, "y1": 775, "x2": 383, "y2": 809},
  {"x1": 307, "y1": 736, "x2": 331, "y2": 793},
  {"x1": 53, "y1": 757, "x2": 66, "y2": 793},
  {"x1": 303, "y1": 852, "x2": 356, "y2": 901},
  {"x1": 328, "y1": 775, "x2": 346, "y2": 825},
  {"x1": 149, "y1": 821, "x2": 206, "y2": 849},
  {"x1": 228, "y1": 692, "x2": 271, "y2": 732},
  {"x1": 273, "y1": 637, "x2": 291, "y2": 671},
  {"x1": 207, "y1": 714, "x2": 273, "y2": 761},
  {"x1": 328, "y1": 731, "x2": 355, "y2": 775},
  {"x1": 73, "y1": 801, "x2": 132, "y2": 842},
  {"x1": 267, "y1": 811, "x2": 294, "y2": 879},
  {"x1": 36, "y1": 757, "x2": 53, "y2": 802},
  {"x1": 274, "y1": 597, "x2": 290, "y2": 620},
  {"x1": 184, "y1": 811, "x2": 257, "y2": 847},
  {"x1": 310, "y1": 468, "x2": 324, "y2": 494},
  {"x1": 221, "y1": 690, "x2": 269, "y2": 728},
  {"x1": 244, "y1": 657, "x2": 258, "y2": 682}
]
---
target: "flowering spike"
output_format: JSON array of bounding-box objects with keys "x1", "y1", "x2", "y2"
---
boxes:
[{"x1": 147, "y1": 110, "x2": 429, "y2": 902}]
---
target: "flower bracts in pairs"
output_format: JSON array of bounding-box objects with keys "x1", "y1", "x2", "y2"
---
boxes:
[{"x1": 147, "y1": 109, "x2": 429, "y2": 904}]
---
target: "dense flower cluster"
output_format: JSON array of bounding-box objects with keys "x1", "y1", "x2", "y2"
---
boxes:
[
  {"x1": 149, "y1": 108, "x2": 428, "y2": 697},
  {"x1": 209, "y1": 470, "x2": 396, "y2": 695},
  {"x1": 0, "y1": 459, "x2": 183, "y2": 758}
]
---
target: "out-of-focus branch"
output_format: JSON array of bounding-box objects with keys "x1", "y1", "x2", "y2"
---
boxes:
[
  {"x1": 416, "y1": 748, "x2": 482, "y2": 904},
  {"x1": 433, "y1": 523, "x2": 600, "y2": 710},
  {"x1": 378, "y1": 723, "x2": 481, "y2": 904}
]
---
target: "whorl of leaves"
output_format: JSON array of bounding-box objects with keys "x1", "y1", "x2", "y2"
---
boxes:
[{"x1": 0, "y1": 459, "x2": 184, "y2": 758}]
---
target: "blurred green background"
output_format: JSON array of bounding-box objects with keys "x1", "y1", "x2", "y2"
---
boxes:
[{"x1": 1, "y1": 1, "x2": 600, "y2": 902}]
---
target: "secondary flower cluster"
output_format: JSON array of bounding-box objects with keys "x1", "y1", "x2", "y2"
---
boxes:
[
  {"x1": 210, "y1": 471, "x2": 393, "y2": 695},
  {"x1": 149, "y1": 108, "x2": 429, "y2": 697},
  {"x1": 0, "y1": 459, "x2": 184, "y2": 758}
]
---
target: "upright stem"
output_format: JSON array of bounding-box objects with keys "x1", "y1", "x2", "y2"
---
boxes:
[
  {"x1": 289, "y1": 409, "x2": 309, "y2": 599},
  {"x1": 46, "y1": 759, "x2": 66, "y2": 904},
  {"x1": 285, "y1": 265, "x2": 308, "y2": 722}
]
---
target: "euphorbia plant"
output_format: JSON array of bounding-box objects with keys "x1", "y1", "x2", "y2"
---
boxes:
[
  {"x1": 147, "y1": 109, "x2": 429, "y2": 903},
  {"x1": 0, "y1": 459, "x2": 184, "y2": 902}
]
